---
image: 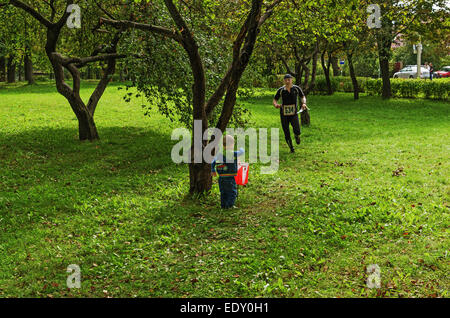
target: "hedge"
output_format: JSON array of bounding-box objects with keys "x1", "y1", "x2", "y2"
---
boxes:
[
  {"x1": 267, "y1": 74, "x2": 449, "y2": 100},
  {"x1": 365, "y1": 78, "x2": 449, "y2": 100}
]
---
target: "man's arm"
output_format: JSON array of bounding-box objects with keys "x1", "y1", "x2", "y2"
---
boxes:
[
  {"x1": 273, "y1": 99, "x2": 281, "y2": 108},
  {"x1": 296, "y1": 86, "x2": 307, "y2": 110},
  {"x1": 273, "y1": 88, "x2": 282, "y2": 108}
]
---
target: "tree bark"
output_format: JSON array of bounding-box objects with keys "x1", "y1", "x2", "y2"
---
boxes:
[
  {"x1": 189, "y1": 155, "x2": 212, "y2": 194},
  {"x1": 376, "y1": 18, "x2": 393, "y2": 99},
  {"x1": 378, "y1": 43, "x2": 391, "y2": 99},
  {"x1": 7, "y1": 56, "x2": 16, "y2": 83},
  {"x1": 295, "y1": 62, "x2": 302, "y2": 87},
  {"x1": 87, "y1": 65, "x2": 92, "y2": 79},
  {"x1": 321, "y1": 50, "x2": 333, "y2": 95},
  {"x1": 306, "y1": 43, "x2": 319, "y2": 95},
  {"x1": 77, "y1": 107, "x2": 100, "y2": 141},
  {"x1": 24, "y1": 53, "x2": 34, "y2": 84},
  {"x1": 347, "y1": 52, "x2": 359, "y2": 100},
  {"x1": 0, "y1": 57, "x2": 6, "y2": 82},
  {"x1": 330, "y1": 56, "x2": 340, "y2": 76}
]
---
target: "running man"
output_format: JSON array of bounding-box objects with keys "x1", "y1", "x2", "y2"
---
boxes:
[{"x1": 273, "y1": 74, "x2": 307, "y2": 153}]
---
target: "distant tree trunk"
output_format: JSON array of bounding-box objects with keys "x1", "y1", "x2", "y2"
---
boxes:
[
  {"x1": 7, "y1": 56, "x2": 16, "y2": 83},
  {"x1": 378, "y1": 46, "x2": 391, "y2": 99},
  {"x1": 376, "y1": 19, "x2": 393, "y2": 99},
  {"x1": 347, "y1": 52, "x2": 359, "y2": 100},
  {"x1": 330, "y1": 56, "x2": 340, "y2": 76},
  {"x1": 87, "y1": 65, "x2": 92, "y2": 79},
  {"x1": 18, "y1": 65, "x2": 23, "y2": 82},
  {"x1": 24, "y1": 53, "x2": 34, "y2": 84},
  {"x1": 321, "y1": 50, "x2": 333, "y2": 95},
  {"x1": 0, "y1": 57, "x2": 6, "y2": 82},
  {"x1": 119, "y1": 65, "x2": 124, "y2": 82},
  {"x1": 294, "y1": 62, "x2": 302, "y2": 87},
  {"x1": 308, "y1": 44, "x2": 319, "y2": 93},
  {"x1": 301, "y1": 61, "x2": 310, "y2": 90}
]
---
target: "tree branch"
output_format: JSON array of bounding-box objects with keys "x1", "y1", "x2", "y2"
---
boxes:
[
  {"x1": 99, "y1": 18, "x2": 183, "y2": 42},
  {"x1": 9, "y1": 0, "x2": 53, "y2": 27}
]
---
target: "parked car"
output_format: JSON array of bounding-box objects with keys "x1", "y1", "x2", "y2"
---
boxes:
[
  {"x1": 393, "y1": 65, "x2": 430, "y2": 79},
  {"x1": 433, "y1": 66, "x2": 450, "y2": 78}
]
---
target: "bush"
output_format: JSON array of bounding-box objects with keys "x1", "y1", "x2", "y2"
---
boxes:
[
  {"x1": 365, "y1": 78, "x2": 449, "y2": 100},
  {"x1": 311, "y1": 76, "x2": 339, "y2": 94},
  {"x1": 311, "y1": 76, "x2": 367, "y2": 94},
  {"x1": 266, "y1": 75, "x2": 449, "y2": 100}
]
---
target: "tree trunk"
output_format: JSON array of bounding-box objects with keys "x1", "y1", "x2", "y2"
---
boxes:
[
  {"x1": 7, "y1": 56, "x2": 16, "y2": 83},
  {"x1": 0, "y1": 57, "x2": 6, "y2": 82},
  {"x1": 321, "y1": 50, "x2": 333, "y2": 95},
  {"x1": 189, "y1": 161, "x2": 212, "y2": 193},
  {"x1": 347, "y1": 52, "x2": 359, "y2": 100},
  {"x1": 376, "y1": 22, "x2": 393, "y2": 99},
  {"x1": 295, "y1": 62, "x2": 302, "y2": 87},
  {"x1": 77, "y1": 108, "x2": 100, "y2": 141},
  {"x1": 304, "y1": 43, "x2": 319, "y2": 95},
  {"x1": 330, "y1": 56, "x2": 340, "y2": 76},
  {"x1": 302, "y1": 61, "x2": 310, "y2": 90},
  {"x1": 87, "y1": 65, "x2": 92, "y2": 79},
  {"x1": 24, "y1": 53, "x2": 34, "y2": 84},
  {"x1": 378, "y1": 51, "x2": 391, "y2": 99}
]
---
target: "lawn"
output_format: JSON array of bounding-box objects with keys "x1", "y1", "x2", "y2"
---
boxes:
[{"x1": 0, "y1": 81, "x2": 448, "y2": 298}]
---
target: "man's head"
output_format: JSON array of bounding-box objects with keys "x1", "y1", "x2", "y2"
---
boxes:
[
  {"x1": 223, "y1": 134, "x2": 235, "y2": 150},
  {"x1": 283, "y1": 73, "x2": 293, "y2": 86}
]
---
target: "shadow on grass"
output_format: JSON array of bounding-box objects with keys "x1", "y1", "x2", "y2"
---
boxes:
[{"x1": 0, "y1": 125, "x2": 185, "y2": 228}]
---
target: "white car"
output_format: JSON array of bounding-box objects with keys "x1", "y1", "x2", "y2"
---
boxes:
[{"x1": 393, "y1": 65, "x2": 430, "y2": 79}]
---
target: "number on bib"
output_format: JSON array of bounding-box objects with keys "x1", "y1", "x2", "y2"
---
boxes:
[{"x1": 283, "y1": 105, "x2": 296, "y2": 116}]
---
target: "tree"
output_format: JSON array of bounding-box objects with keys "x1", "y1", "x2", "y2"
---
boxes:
[
  {"x1": 6, "y1": 0, "x2": 127, "y2": 141},
  {"x1": 100, "y1": 0, "x2": 281, "y2": 193},
  {"x1": 259, "y1": 0, "x2": 322, "y2": 95},
  {"x1": 371, "y1": 0, "x2": 448, "y2": 98}
]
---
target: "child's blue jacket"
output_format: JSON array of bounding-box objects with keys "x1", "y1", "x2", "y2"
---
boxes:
[{"x1": 211, "y1": 148, "x2": 245, "y2": 177}]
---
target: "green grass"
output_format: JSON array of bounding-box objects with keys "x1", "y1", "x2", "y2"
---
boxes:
[{"x1": 0, "y1": 81, "x2": 448, "y2": 298}]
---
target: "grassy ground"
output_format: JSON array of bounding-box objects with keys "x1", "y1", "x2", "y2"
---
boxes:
[{"x1": 0, "y1": 81, "x2": 448, "y2": 298}]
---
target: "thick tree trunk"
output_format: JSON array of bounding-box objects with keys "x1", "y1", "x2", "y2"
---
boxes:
[
  {"x1": 189, "y1": 161, "x2": 212, "y2": 194},
  {"x1": 347, "y1": 52, "x2": 359, "y2": 100},
  {"x1": 77, "y1": 108, "x2": 99, "y2": 141},
  {"x1": 0, "y1": 57, "x2": 6, "y2": 82},
  {"x1": 7, "y1": 56, "x2": 16, "y2": 83},
  {"x1": 24, "y1": 53, "x2": 34, "y2": 84}
]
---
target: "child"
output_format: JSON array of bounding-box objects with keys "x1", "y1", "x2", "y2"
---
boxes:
[{"x1": 211, "y1": 135, "x2": 245, "y2": 209}]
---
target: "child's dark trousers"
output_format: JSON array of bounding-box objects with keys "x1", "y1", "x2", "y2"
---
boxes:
[{"x1": 218, "y1": 177, "x2": 238, "y2": 209}]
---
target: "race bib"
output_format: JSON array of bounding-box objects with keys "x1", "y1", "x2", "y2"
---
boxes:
[{"x1": 283, "y1": 104, "x2": 296, "y2": 116}]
